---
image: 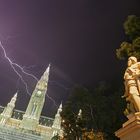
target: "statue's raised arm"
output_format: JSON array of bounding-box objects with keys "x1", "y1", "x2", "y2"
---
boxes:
[{"x1": 124, "y1": 56, "x2": 140, "y2": 115}]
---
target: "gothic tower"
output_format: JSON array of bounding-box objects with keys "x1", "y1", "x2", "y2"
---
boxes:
[
  {"x1": 0, "y1": 92, "x2": 17, "y2": 125},
  {"x1": 20, "y1": 65, "x2": 50, "y2": 130}
]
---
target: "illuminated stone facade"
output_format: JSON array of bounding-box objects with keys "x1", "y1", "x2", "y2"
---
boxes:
[{"x1": 0, "y1": 65, "x2": 63, "y2": 140}]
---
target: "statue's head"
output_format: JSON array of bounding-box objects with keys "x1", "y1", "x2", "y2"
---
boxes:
[{"x1": 128, "y1": 56, "x2": 137, "y2": 66}]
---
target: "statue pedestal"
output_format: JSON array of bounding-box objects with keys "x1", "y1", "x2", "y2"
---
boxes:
[{"x1": 115, "y1": 112, "x2": 140, "y2": 140}]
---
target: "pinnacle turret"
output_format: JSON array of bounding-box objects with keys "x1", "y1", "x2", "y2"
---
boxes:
[
  {"x1": 77, "y1": 109, "x2": 82, "y2": 119},
  {"x1": 6, "y1": 91, "x2": 18, "y2": 110},
  {"x1": 9, "y1": 92, "x2": 18, "y2": 106},
  {"x1": 57, "y1": 102, "x2": 62, "y2": 114},
  {"x1": 52, "y1": 103, "x2": 62, "y2": 129},
  {"x1": 0, "y1": 92, "x2": 18, "y2": 124}
]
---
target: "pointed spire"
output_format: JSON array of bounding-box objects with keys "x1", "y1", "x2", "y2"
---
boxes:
[
  {"x1": 46, "y1": 63, "x2": 51, "y2": 73},
  {"x1": 52, "y1": 102, "x2": 62, "y2": 129},
  {"x1": 35, "y1": 64, "x2": 51, "y2": 90},
  {"x1": 41, "y1": 64, "x2": 51, "y2": 81},
  {"x1": 59, "y1": 101, "x2": 62, "y2": 109},
  {"x1": 77, "y1": 109, "x2": 82, "y2": 119},
  {"x1": 9, "y1": 91, "x2": 18, "y2": 105},
  {"x1": 57, "y1": 102, "x2": 62, "y2": 114},
  {"x1": 0, "y1": 92, "x2": 18, "y2": 123},
  {"x1": 13, "y1": 91, "x2": 18, "y2": 99}
]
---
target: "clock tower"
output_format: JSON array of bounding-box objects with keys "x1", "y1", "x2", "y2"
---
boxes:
[{"x1": 20, "y1": 65, "x2": 50, "y2": 131}]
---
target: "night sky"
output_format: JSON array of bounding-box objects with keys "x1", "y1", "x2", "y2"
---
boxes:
[{"x1": 0, "y1": 0, "x2": 139, "y2": 116}]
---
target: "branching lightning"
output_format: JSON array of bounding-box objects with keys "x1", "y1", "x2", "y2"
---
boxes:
[
  {"x1": 0, "y1": 41, "x2": 32, "y2": 96},
  {"x1": 0, "y1": 41, "x2": 58, "y2": 107},
  {"x1": 46, "y1": 94, "x2": 57, "y2": 107}
]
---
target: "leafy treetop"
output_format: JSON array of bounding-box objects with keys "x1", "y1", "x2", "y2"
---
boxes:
[{"x1": 116, "y1": 15, "x2": 140, "y2": 60}]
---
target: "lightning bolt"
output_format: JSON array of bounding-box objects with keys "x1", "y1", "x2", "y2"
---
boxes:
[
  {"x1": 0, "y1": 41, "x2": 34, "y2": 96},
  {"x1": 0, "y1": 41, "x2": 58, "y2": 107},
  {"x1": 46, "y1": 94, "x2": 58, "y2": 107}
]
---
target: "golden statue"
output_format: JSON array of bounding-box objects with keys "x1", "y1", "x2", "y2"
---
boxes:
[{"x1": 123, "y1": 56, "x2": 140, "y2": 114}]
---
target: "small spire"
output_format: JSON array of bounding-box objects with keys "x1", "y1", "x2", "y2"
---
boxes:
[
  {"x1": 57, "y1": 102, "x2": 62, "y2": 114},
  {"x1": 77, "y1": 109, "x2": 82, "y2": 119},
  {"x1": 59, "y1": 101, "x2": 62, "y2": 109},
  {"x1": 10, "y1": 91, "x2": 18, "y2": 104},
  {"x1": 0, "y1": 91, "x2": 18, "y2": 123},
  {"x1": 52, "y1": 102, "x2": 62, "y2": 129}
]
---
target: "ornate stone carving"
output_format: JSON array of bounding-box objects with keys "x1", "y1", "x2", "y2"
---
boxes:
[{"x1": 123, "y1": 56, "x2": 140, "y2": 115}]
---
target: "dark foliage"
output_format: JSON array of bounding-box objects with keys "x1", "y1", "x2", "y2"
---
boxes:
[
  {"x1": 61, "y1": 82, "x2": 126, "y2": 140},
  {"x1": 116, "y1": 15, "x2": 140, "y2": 60}
]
